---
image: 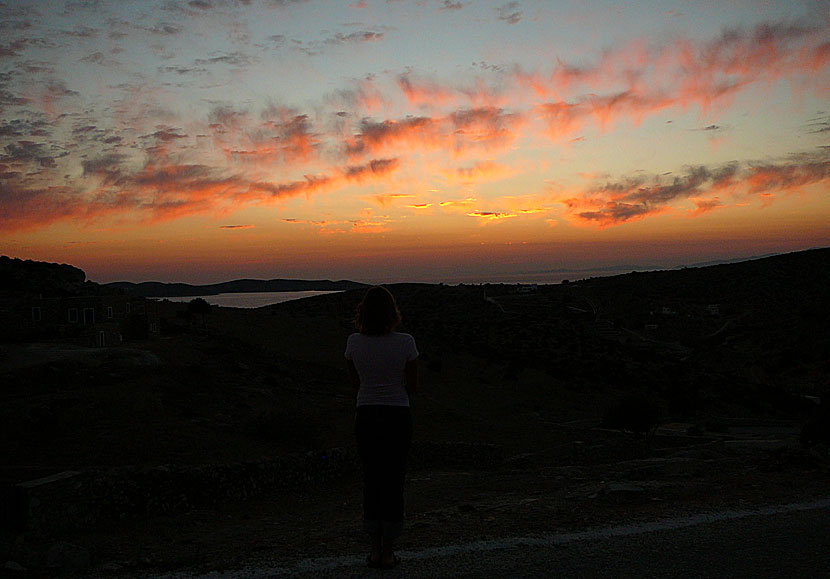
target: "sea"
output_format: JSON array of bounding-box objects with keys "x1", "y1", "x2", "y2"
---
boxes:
[
  {"x1": 157, "y1": 290, "x2": 342, "y2": 309},
  {"x1": 156, "y1": 268, "x2": 641, "y2": 309}
]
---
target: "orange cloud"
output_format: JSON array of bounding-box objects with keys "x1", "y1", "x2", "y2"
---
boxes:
[
  {"x1": 514, "y1": 22, "x2": 830, "y2": 142},
  {"x1": 559, "y1": 152, "x2": 829, "y2": 227},
  {"x1": 397, "y1": 72, "x2": 458, "y2": 107},
  {"x1": 0, "y1": 148, "x2": 402, "y2": 232},
  {"x1": 466, "y1": 210, "x2": 516, "y2": 222},
  {"x1": 211, "y1": 106, "x2": 320, "y2": 168},
  {"x1": 345, "y1": 107, "x2": 522, "y2": 159},
  {"x1": 370, "y1": 193, "x2": 413, "y2": 207},
  {"x1": 688, "y1": 197, "x2": 723, "y2": 216},
  {"x1": 445, "y1": 161, "x2": 510, "y2": 183}
]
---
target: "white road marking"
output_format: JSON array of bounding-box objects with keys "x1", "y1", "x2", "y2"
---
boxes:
[{"x1": 157, "y1": 498, "x2": 830, "y2": 578}]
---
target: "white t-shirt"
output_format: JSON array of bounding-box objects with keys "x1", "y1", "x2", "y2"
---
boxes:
[{"x1": 345, "y1": 332, "x2": 419, "y2": 407}]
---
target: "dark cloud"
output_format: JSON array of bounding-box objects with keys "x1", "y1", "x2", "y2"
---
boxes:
[
  {"x1": 147, "y1": 23, "x2": 183, "y2": 35},
  {"x1": 346, "y1": 116, "x2": 436, "y2": 156},
  {"x1": 497, "y1": 1, "x2": 521, "y2": 24},
  {"x1": 265, "y1": 0, "x2": 311, "y2": 6},
  {"x1": 0, "y1": 114, "x2": 51, "y2": 138},
  {"x1": 72, "y1": 125, "x2": 98, "y2": 136},
  {"x1": 2, "y1": 141, "x2": 58, "y2": 167},
  {"x1": 804, "y1": 115, "x2": 830, "y2": 134},
  {"x1": 259, "y1": 34, "x2": 287, "y2": 51},
  {"x1": 325, "y1": 31, "x2": 384, "y2": 45},
  {"x1": 208, "y1": 106, "x2": 249, "y2": 130},
  {"x1": 0, "y1": 181, "x2": 87, "y2": 231},
  {"x1": 0, "y1": 89, "x2": 28, "y2": 107},
  {"x1": 145, "y1": 128, "x2": 188, "y2": 141},
  {"x1": 195, "y1": 51, "x2": 254, "y2": 67},
  {"x1": 82, "y1": 154, "x2": 127, "y2": 184},
  {"x1": 21, "y1": 61, "x2": 55, "y2": 74},
  {"x1": 80, "y1": 51, "x2": 118, "y2": 66},
  {"x1": 63, "y1": 0, "x2": 106, "y2": 13},
  {"x1": 0, "y1": 39, "x2": 30, "y2": 59},
  {"x1": 160, "y1": 65, "x2": 207, "y2": 75},
  {"x1": 577, "y1": 203, "x2": 652, "y2": 224},
  {"x1": 291, "y1": 29, "x2": 384, "y2": 56},
  {"x1": 569, "y1": 152, "x2": 828, "y2": 226},
  {"x1": 343, "y1": 157, "x2": 399, "y2": 178},
  {"x1": 46, "y1": 81, "x2": 79, "y2": 99},
  {"x1": 440, "y1": 1, "x2": 465, "y2": 10},
  {"x1": 62, "y1": 26, "x2": 99, "y2": 38},
  {"x1": 744, "y1": 153, "x2": 830, "y2": 193},
  {"x1": 0, "y1": 19, "x2": 33, "y2": 31}
]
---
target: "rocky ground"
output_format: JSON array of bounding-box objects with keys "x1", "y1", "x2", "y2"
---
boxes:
[{"x1": 4, "y1": 421, "x2": 828, "y2": 577}]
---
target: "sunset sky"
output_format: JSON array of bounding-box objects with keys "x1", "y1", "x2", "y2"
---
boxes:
[{"x1": 1, "y1": 0, "x2": 828, "y2": 284}]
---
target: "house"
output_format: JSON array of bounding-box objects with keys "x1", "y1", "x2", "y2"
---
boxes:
[{"x1": 12, "y1": 294, "x2": 159, "y2": 346}]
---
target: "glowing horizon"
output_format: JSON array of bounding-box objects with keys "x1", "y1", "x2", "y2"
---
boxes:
[{"x1": 1, "y1": 0, "x2": 828, "y2": 284}]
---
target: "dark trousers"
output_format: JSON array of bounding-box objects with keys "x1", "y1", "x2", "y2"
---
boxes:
[{"x1": 355, "y1": 405, "x2": 413, "y2": 539}]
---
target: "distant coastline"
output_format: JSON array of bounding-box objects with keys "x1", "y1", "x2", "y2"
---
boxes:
[
  {"x1": 104, "y1": 278, "x2": 368, "y2": 298},
  {"x1": 157, "y1": 290, "x2": 341, "y2": 309}
]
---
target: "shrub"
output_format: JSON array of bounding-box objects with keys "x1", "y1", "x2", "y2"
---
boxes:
[
  {"x1": 801, "y1": 404, "x2": 830, "y2": 447},
  {"x1": 602, "y1": 393, "x2": 659, "y2": 436}
]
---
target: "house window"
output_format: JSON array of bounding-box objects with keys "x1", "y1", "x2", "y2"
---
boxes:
[
  {"x1": 68, "y1": 308, "x2": 78, "y2": 323},
  {"x1": 107, "y1": 306, "x2": 114, "y2": 319},
  {"x1": 98, "y1": 331, "x2": 106, "y2": 347},
  {"x1": 83, "y1": 308, "x2": 95, "y2": 325},
  {"x1": 32, "y1": 307, "x2": 41, "y2": 322},
  {"x1": 126, "y1": 302, "x2": 131, "y2": 314}
]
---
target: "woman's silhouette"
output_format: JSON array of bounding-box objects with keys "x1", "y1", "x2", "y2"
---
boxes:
[{"x1": 345, "y1": 286, "x2": 418, "y2": 569}]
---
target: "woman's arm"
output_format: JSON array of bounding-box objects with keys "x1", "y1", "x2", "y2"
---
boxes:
[
  {"x1": 405, "y1": 358, "x2": 418, "y2": 396},
  {"x1": 347, "y1": 359, "x2": 360, "y2": 393}
]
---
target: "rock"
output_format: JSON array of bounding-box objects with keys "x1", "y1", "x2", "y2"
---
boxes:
[
  {"x1": 602, "y1": 482, "x2": 646, "y2": 497},
  {"x1": 45, "y1": 542, "x2": 90, "y2": 572},
  {"x1": 4, "y1": 561, "x2": 25, "y2": 572},
  {"x1": 723, "y1": 440, "x2": 790, "y2": 450}
]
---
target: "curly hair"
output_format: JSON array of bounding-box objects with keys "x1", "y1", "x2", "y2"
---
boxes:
[{"x1": 355, "y1": 286, "x2": 401, "y2": 335}]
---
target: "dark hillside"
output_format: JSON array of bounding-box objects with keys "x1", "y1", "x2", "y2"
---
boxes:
[
  {"x1": 105, "y1": 278, "x2": 368, "y2": 297},
  {"x1": 1, "y1": 249, "x2": 828, "y2": 576},
  {"x1": 0, "y1": 256, "x2": 87, "y2": 297},
  {"x1": 2, "y1": 249, "x2": 826, "y2": 477}
]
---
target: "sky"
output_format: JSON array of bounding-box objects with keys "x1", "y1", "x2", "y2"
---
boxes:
[{"x1": 1, "y1": 0, "x2": 828, "y2": 284}]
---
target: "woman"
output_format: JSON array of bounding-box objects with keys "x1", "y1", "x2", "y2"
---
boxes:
[{"x1": 345, "y1": 286, "x2": 418, "y2": 570}]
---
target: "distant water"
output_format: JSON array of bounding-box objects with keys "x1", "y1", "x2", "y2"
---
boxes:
[
  {"x1": 157, "y1": 291, "x2": 342, "y2": 309},
  {"x1": 432, "y1": 268, "x2": 643, "y2": 285}
]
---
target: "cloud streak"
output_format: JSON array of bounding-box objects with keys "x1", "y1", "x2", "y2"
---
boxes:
[{"x1": 559, "y1": 152, "x2": 830, "y2": 227}]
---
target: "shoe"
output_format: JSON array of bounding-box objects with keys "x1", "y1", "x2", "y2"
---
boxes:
[
  {"x1": 379, "y1": 554, "x2": 400, "y2": 570},
  {"x1": 366, "y1": 554, "x2": 381, "y2": 568}
]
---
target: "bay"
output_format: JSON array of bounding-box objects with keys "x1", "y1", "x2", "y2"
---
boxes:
[{"x1": 157, "y1": 290, "x2": 342, "y2": 309}]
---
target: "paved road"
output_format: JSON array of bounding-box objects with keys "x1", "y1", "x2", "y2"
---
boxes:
[{"x1": 171, "y1": 500, "x2": 830, "y2": 578}]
